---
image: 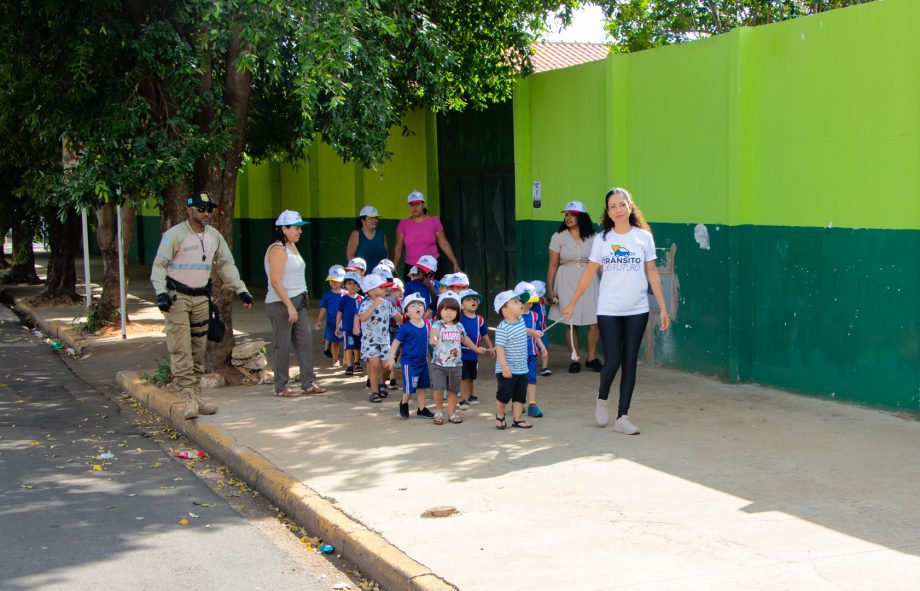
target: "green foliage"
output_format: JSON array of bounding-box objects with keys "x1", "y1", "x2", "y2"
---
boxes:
[
  {"x1": 143, "y1": 360, "x2": 173, "y2": 385},
  {"x1": 602, "y1": 0, "x2": 876, "y2": 52},
  {"x1": 76, "y1": 308, "x2": 109, "y2": 335}
]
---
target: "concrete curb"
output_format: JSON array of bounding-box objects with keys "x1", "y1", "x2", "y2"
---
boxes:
[
  {"x1": 116, "y1": 370, "x2": 458, "y2": 591},
  {"x1": 10, "y1": 297, "x2": 89, "y2": 356}
]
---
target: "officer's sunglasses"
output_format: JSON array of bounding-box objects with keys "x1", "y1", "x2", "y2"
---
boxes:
[{"x1": 196, "y1": 205, "x2": 216, "y2": 213}]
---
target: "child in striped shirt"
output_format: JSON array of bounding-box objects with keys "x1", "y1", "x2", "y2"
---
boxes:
[{"x1": 492, "y1": 287, "x2": 533, "y2": 430}]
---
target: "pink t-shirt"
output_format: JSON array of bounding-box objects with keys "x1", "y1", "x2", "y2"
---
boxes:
[{"x1": 396, "y1": 216, "x2": 444, "y2": 265}]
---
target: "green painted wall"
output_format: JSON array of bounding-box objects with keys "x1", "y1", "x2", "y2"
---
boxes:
[{"x1": 513, "y1": 0, "x2": 920, "y2": 411}]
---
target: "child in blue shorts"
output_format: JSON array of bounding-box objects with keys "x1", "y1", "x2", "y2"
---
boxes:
[
  {"x1": 315, "y1": 265, "x2": 345, "y2": 367},
  {"x1": 515, "y1": 281, "x2": 548, "y2": 418},
  {"x1": 530, "y1": 280, "x2": 551, "y2": 376},
  {"x1": 386, "y1": 293, "x2": 434, "y2": 419},
  {"x1": 336, "y1": 271, "x2": 364, "y2": 375},
  {"x1": 458, "y1": 288, "x2": 493, "y2": 410}
]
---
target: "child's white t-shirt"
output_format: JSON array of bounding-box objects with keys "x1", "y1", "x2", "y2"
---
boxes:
[{"x1": 588, "y1": 227, "x2": 657, "y2": 316}]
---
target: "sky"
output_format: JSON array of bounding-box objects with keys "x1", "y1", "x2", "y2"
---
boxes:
[{"x1": 542, "y1": 5, "x2": 609, "y2": 44}]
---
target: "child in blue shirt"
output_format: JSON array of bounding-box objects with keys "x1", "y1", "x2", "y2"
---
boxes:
[
  {"x1": 403, "y1": 261, "x2": 437, "y2": 320},
  {"x1": 493, "y1": 288, "x2": 533, "y2": 430},
  {"x1": 518, "y1": 286, "x2": 548, "y2": 418},
  {"x1": 386, "y1": 293, "x2": 434, "y2": 420},
  {"x1": 336, "y1": 271, "x2": 363, "y2": 375},
  {"x1": 530, "y1": 280, "x2": 551, "y2": 376},
  {"x1": 315, "y1": 265, "x2": 345, "y2": 367},
  {"x1": 458, "y1": 289, "x2": 493, "y2": 410}
]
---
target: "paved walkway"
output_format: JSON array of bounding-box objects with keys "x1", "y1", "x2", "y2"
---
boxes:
[{"x1": 6, "y1": 257, "x2": 920, "y2": 590}]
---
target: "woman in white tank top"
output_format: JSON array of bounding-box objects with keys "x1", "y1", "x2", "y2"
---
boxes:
[{"x1": 265, "y1": 210, "x2": 327, "y2": 397}]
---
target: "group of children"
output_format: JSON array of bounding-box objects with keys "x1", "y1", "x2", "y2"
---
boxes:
[{"x1": 314, "y1": 254, "x2": 553, "y2": 429}]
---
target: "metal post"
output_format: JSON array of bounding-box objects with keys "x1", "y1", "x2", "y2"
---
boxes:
[
  {"x1": 116, "y1": 202, "x2": 127, "y2": 340},
  {"x1": 81, "y1": 208, "x2": 91, "y2": 310}
]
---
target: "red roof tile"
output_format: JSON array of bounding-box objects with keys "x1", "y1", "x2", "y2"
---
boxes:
[{"x1": 531, "y1": 42, "x2": 609, "y2": 73}]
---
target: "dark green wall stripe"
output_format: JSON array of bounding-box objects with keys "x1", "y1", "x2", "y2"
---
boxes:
[{"x1": 517, "y1": 220, "x2": 920, "y2": 412}]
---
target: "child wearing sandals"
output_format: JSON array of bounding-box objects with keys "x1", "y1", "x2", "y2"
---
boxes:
[
  {"x1": 515, "y1": 281, "x2": 549, "y2": 419},
  {"x1": 458, "y1": 288, "x2": 492, "y2": 410},
  {"x1": 359, "y1": 273, "x2": 401, "y2": 403},
  {"x1": 492, "y1": 287, "x2": 534, "y2": 430},
  {"x1": 386, "y1": 293, "x2": 435, "y2": 419},
  {"x1": 429, "y1": 293, "x2": 487, "y2": 425}
]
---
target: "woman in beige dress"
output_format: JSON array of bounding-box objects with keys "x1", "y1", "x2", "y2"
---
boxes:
[{"x1": 546, "y1": 201, "x2": 603, "y2": 373}]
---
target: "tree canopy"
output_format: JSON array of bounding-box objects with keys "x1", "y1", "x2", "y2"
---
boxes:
[{"x1": 601, "y1": 0, "x2": 875, "y2": 52}]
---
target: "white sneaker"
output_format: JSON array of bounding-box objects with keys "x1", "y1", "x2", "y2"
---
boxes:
[
  {"x1": 595, "y1": 398, "x2": 609, "y2": 427},
  {"x1": 614, "y1": 415, "x2": 640, "y2": 435}
]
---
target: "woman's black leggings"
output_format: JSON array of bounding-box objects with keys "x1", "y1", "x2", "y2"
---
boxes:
[{"x1": 597, "y1": 313, "x2": 649, "y2": 418}]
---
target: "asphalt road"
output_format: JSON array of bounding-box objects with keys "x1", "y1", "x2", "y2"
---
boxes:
[{"x1": 0, "y1": 304, "x2": 356, "y2": 591}]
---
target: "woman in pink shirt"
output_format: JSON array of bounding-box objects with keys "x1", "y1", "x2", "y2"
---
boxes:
[{"x1": 392, "y1": 191, "x2": 461, "y2": 277}]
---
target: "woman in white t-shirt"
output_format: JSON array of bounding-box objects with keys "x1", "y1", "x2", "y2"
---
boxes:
[{"x1": 562, "y1": 188, "x2": 669, "y2": 435}]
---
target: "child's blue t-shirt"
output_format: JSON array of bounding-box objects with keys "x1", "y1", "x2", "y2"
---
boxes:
[
  {"x1": 522, "y1": 311, "x2": 541, "y2": 357},
  {"x1": 395, "y1": 320, "x2": 430, "y2": 364},
  {"x1": 338, "y1": 293, "x2": 363, "y2": 334},
  {"x1": 403, "y1": 280, "x2": 432, "y2": 310},
  {"x1": 460, "y1": 313, "x2": 488, "y2": 362},
  {"x1": 320, "y1": 290, "x2": 343, "y2": 331}
]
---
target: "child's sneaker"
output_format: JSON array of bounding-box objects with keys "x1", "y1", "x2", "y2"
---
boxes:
[
  {"x1": 399, "y1": 402, "x2": 410, "y2": 419},
  {"x1": 458, "y1": 399, "x2": 470, "y2": 411},
  {"x1": 539, "y1": 367, "x2": 552, "y2": 376},
  {"x1": 344, "y1": 364, "x2": 355, "y2": 376},
  {"x1": 354, "y1": 362, "x2": 363, "y2": 373},
  {"x1": 323, "y1": 348, "x2": 333, "y2": 359},
  {"x1": 365, "y1": 377, "x2": 371, "y2": 388},
  {"x1": 416, "y1": 407, "x2": 434, "y2": 419},
  {"x1": 527, "y1": 403, "x2": 543, "y2": 418},
  {"x1": 469, "y1": 395, "x2": 479, "y2": 405},
  {"x1": 614, "y1": 415, "x2": 640, "y2": 435},
  {"x1": 388, "y1": 379, "x2": 399, "y2": 390}
]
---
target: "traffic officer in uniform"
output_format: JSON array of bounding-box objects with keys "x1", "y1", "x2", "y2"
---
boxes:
[{"x1": 151, "y1": 193, "x2": 254, "y2": 419}]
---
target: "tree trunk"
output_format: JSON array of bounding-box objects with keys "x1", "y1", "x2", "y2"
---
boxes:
[
  {"x1": 5, "y1": 223, "x2": 40, "y2": 284},
  {"x1": 203, "y1": 27, "x2": 253, "y2": 371},
  {"x1": 95, "y1": 202, "x2": 137, "y2": 322},
  {"x1": 42, "y1": 208, "x2": 81, "y2": 301},
  {"x1": 0, "y1": 224, "x2": 10, "y2": 269},
  {"x1": 160, "y1": 182, "x2": 191, "y2": 234}
]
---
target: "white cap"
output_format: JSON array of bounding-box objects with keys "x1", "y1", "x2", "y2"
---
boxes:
[
  {"x1": 415, "y1": 255, "x2": 438, "y2": 273},
  {"x1": 379, "y1": 258, "x2": 396, "y2": 271},
  {"x1": 371, "y1": 264, "x2": 394, "y2": 280},
  {"x1": 514, "y1": 281, "x2": 539, "y2": 304},
  {"x1": 326, "y1": 265, "x2": 346, "y2": 282},
  {"x1": 407, "y1": 191, "x2": 425, "y2": 204},
  {"x1": 392, "y1": 278, "x2": 404, "y2": 291},
  {"x1": 449, "y1": 272, "x2": 469, "y2": 287},
  {"x1": 459, "y1": 288, "x2": 482, "y2": 303},
  {"x1": 275, "y1": 210, "x2": 309, "y2": 226},
  {"x1": 359, "y1": 205, "x2": 379, "y2": 218},
  {"x1": 362, "y1": 273, "x2": 392, "y2": 293},
  {"x1": 402, "y1": 292, "x2": 427, "y2": 311},
  {"x1": 493, "y1": 289, "x2": 529, "y2": 314},
  {"x1": 437, "y1": 292, "x2": 461, "y2": 308},
  {"x1": 561, "y1": 201, "x2": 587, "y2": 214},
  {"x1": 408, "y1": 266, "x2": 420, "y2": 276},
  {"x1": 530, "y1": 280, "x2": 547, "y2": 298},
  {"x1": 345, "y1": 257, "x2": 367, "y2": 272},
  {"x1": 343, "y1": 271, "x2": 363, "y2": 285}
]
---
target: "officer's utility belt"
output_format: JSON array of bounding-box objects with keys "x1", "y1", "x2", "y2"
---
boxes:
[{"x1": 166, "y1": 277, "x2": 212, "y2": 297}]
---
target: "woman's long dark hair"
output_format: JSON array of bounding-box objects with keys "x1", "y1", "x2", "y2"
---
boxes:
[
  {"x1": 601, "y1": 187, "x2": 650, "y2": 239},
  {"x1": 272, "y1": 225, "x2": 290, "y2": 245},
  {"x1": 556, "y1": 212, "x2": 596, "y2": 241}
]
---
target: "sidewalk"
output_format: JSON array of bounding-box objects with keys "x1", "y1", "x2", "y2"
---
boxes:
[{"x1": 6, "y1": 256, "x2": 920, "y2": 590}]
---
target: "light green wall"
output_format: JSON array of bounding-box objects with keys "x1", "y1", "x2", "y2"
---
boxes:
[
  {"x1": 516, "y1": 0, "x2": 920, "y2": 231},
  {"x1": 240, "y1": 109, "x2": 436, "y2": 222}
]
